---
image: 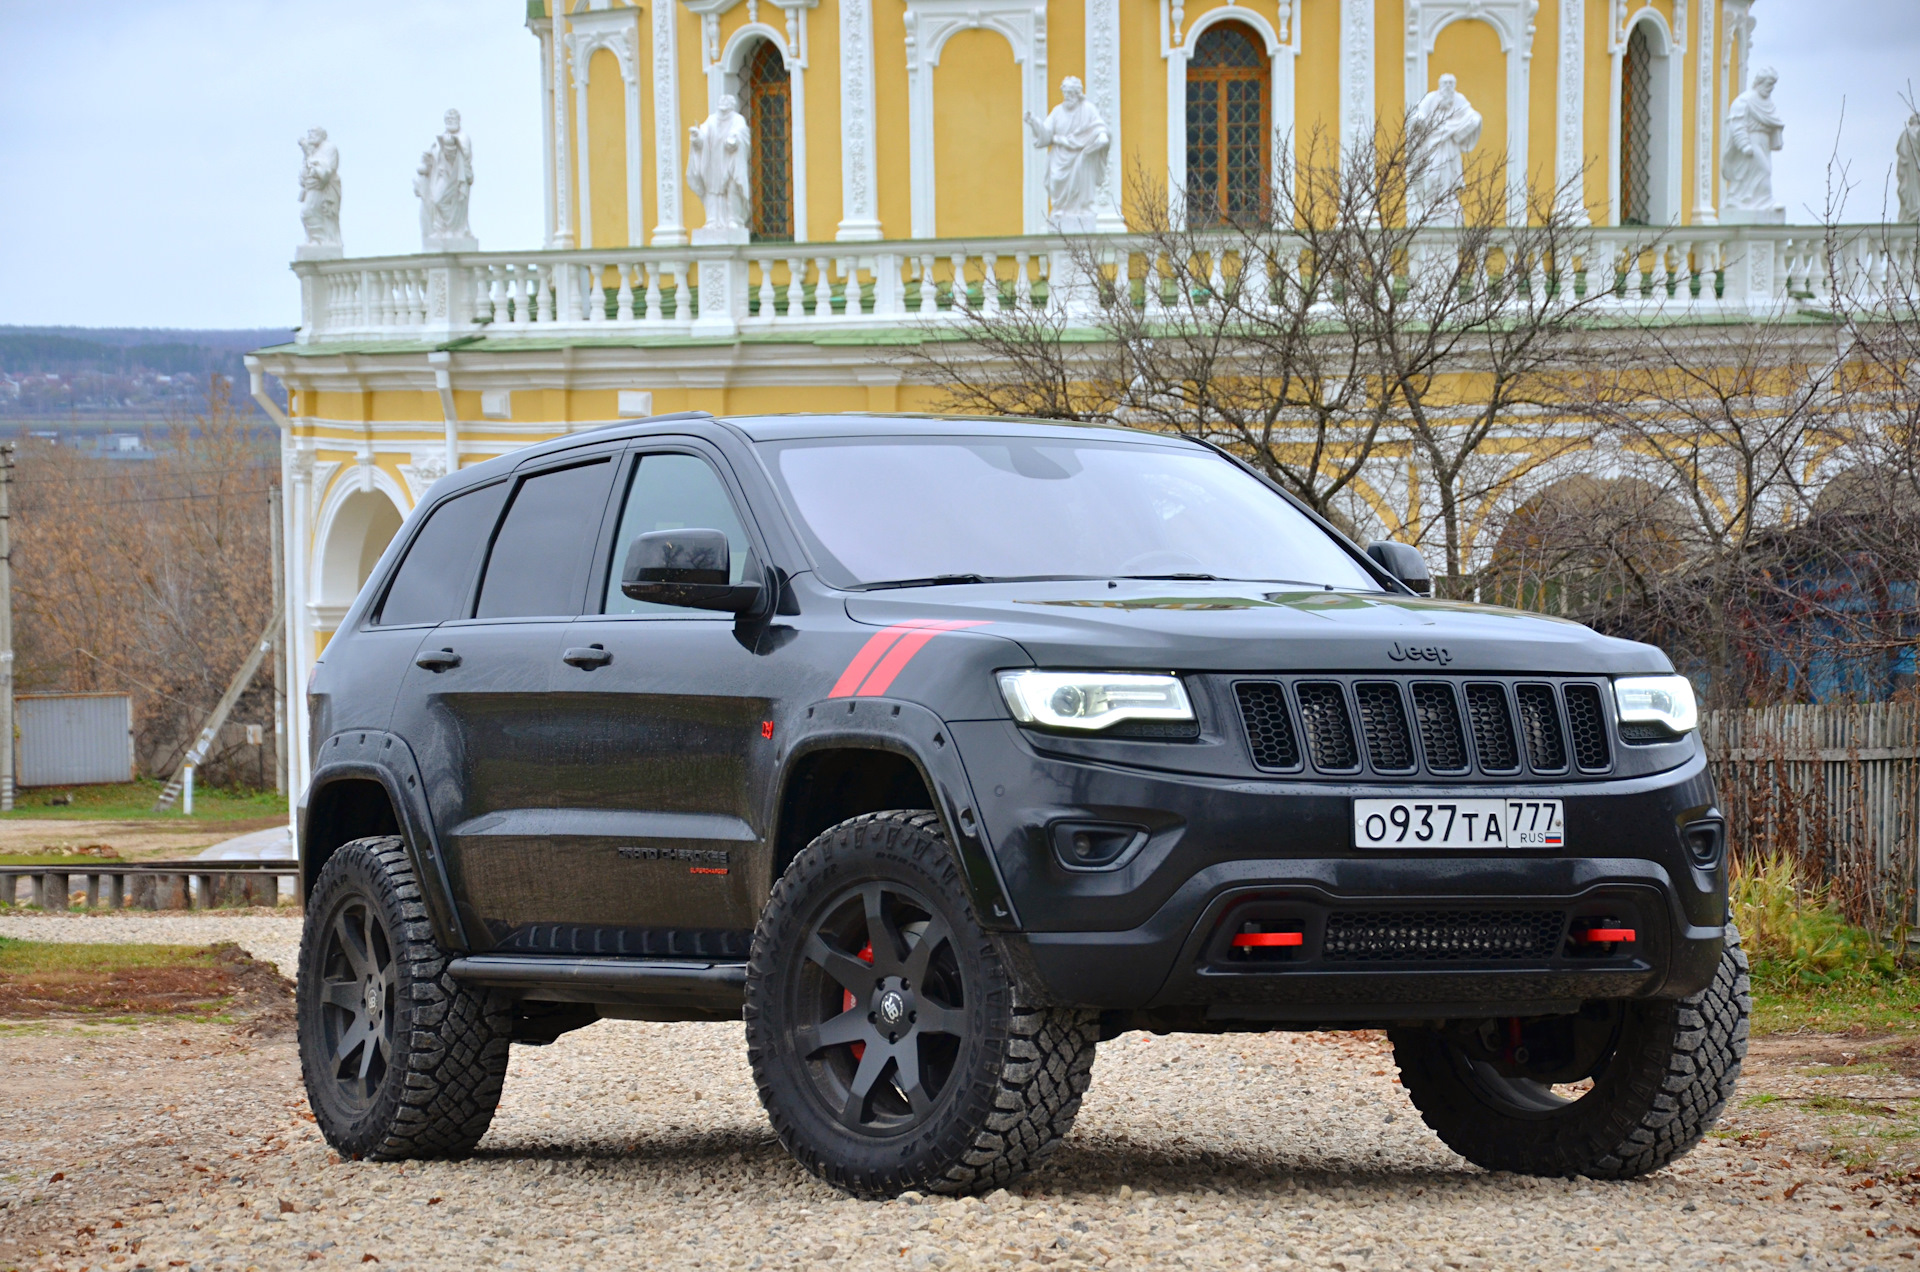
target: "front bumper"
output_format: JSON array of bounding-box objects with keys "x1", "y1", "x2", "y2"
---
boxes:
[{"x1": 948, "y1": 722, "x2": 1725, "y2": 1021}]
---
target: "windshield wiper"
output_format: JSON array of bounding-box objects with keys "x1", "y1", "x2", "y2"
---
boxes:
[
  {"x1": 1119, "y1": 573, "x2": 1223, "y2": 581},
  {"x1": 857, "y1": 573, "x2": 1099, "y2": 591}
]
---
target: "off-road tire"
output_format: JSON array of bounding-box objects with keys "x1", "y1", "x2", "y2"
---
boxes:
[
  {"x1": 297, "y1": 835, "x2": 512, "y2": 1160},
  {"x1": 746, "y1": 810, "x2": 1097, "y2": 1198},
  {"x1": 1389, "y1": 928, "x2": 1750, "y2": 1178}
]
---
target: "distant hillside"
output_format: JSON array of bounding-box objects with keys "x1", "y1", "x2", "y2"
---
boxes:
[{"x1": 0, "y1": 327, "x2": 294, "y2": 421}]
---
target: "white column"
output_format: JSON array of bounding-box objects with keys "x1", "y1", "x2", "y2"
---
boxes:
[
  {"x1": 287, "y1": 442, "x2": 315, "y2": 808},
  {"x1": 1163, "y1": 0, "x2": 1187, "y2": 219},
  {"x1": 625, "y1": 44, "x2": 645, "y2": 245},
  {"x1": 552, "y1": 6, "x2": 575, "y2": 249},
  {"x1": 1272, "y1": 2, "x2": 1300, "y2": 188},
  {"x1": 837, "y1": 0, "x2": 882, "y2": 239},
  {"x1": 1339, "y1": 0, "x2": 1374, "y2": 152},
  {"x1": 1507, "y1": 2, "x2": 1537, "y2": 223},
  {"x1": 1085, "y1": 0, "x2": 1125, "y2": 231},
  {"x1": 651, "y1": 1, "x2": 688, "y2": 245},
  {"x1": 1692, "y1": 0, "x2": 1717, "y2": 223},
  {"x1": 1554, "y1": 0, "x2": 1588, "y2": 221},
  {"x1": 533, "y1": 16, "x2": 558, "y2": 247}
]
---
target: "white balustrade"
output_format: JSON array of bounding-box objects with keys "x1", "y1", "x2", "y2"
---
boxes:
[{"x1": 290, "y1": 225, "x2": 1920, "y2": 344}]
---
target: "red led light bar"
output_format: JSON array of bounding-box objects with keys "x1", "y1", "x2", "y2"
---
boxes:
[{"x1": 1232, "y1": 932, "x2": 1304, "y2": 948}]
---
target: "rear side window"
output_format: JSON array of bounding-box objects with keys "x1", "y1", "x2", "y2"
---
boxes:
[
  {"x1": 604, "y1": 453, "x2": 752, "y2": 615},
  {"x1": 377, "y1": 481, "x2": 509, "y2": 626},
  {"x1": 475, "y1": 459, "x2": 615, "y2": 619}
]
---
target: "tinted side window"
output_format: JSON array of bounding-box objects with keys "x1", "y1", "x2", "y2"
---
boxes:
[
  {"x1": 377, "y1": 481, "x2": 509, "y2": 626},
  {"x1": 475, "y1": 459, "x2": 615, "y2": 619},
  {"x1": 604, "y1": 453, "x2": 752, "y2": 615}
]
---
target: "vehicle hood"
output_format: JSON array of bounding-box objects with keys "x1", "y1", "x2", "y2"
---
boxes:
[{"x1": 842, "y1": 580, "x2": 1671, "y2": 676}]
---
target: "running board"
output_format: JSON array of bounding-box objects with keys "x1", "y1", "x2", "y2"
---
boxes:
[{"x1": 447, "y1": 955, "x2": 747, "y2": 1017}]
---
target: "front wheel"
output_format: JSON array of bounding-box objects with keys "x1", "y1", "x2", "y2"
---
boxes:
[
  {"x1": 1389, "y1": 930, "x2": 1750, "y2": 1178},
  {"x1": 745, "y1": 810, "x2": 1097, "y2": 1198}
]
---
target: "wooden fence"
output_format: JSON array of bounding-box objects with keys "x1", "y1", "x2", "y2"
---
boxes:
[{"x1": 1702, "y1": 703, "x2": 1920, "y2": 929}]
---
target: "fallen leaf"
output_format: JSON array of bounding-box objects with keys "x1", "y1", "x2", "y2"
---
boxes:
[
  {"x1": 279, "y1": 1199, "x2": 297, "y2": 1214},
  {"x1": 362, "y1": 1255, "x2": 380, "y2": 1264},
  {"x1": 49, "y1": 1173, "x2": 64, "y2": 1183}
]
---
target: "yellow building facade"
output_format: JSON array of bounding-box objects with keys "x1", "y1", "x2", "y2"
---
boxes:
[{"x1": 253, "y1": 0, "x2": 1792, "y2": 797}]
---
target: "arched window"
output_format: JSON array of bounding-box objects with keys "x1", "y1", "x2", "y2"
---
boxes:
[
  {"x1": 743, "y1": 40, "x2": 793, "y2": 241},
  {"x1": 1620, "y1": 22, "x2": 1654, "y2": 226},
  {"x1": 1185, "y1": 22, "x2": 1269, "y2": 225}
]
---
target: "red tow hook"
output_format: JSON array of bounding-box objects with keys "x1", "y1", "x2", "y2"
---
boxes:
[
  {"x1": 1574, "y1": 926, "x2": 1637, "y2": 944},
  {"x1": 1231, "y1": 931, "x2": 1304, "y2": 948}
]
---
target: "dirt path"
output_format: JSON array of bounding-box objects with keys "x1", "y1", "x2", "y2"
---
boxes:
[
  {"x1": 1, "y1": 914, "x2": 1915, "y2": 1271},
  {"x1": 0, "y1": 818, "x2": 286, "y2": 862}
]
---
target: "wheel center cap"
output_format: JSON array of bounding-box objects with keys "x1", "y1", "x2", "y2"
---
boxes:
[
  {"x1": 878, "y1": 989, "x2": 906, "y2": 1026},
  {"x1": 363, "y1": 978, "x2": 382, "y2": 1020}
]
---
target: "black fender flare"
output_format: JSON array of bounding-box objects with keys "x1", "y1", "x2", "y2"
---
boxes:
[
  {"x1": 302, "y1": 729, "x2": 469, "y2": 953},
  {"x1": 776, "y1": 696, "x2": 1021, "y2": 931}
]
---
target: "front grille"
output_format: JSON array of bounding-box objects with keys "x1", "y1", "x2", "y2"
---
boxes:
[
  {"x1": 1465, "y1": 683, "x2": 1520, "y2": 772},
  {"x1": 1515, "y1": 684, "x2": 1568, "y2": 771},
  {"x1": 1411, "y1": 683, "x2": 1469, "y2": 773},
  {"x1": 1235, "y1": 681, "x2": 1300, "y2": 770},
  {"x1": 1295, "y1": 682, "x2": 1359, "y2": 770},
  {"x1": 1226, "y1": 676, "x2": 1613, "y2": 780},
  {"x1": 1355, "y1": 683, "x2": 1415, "y2": 772},
  {"x1": 1563, "y1": 683, "x2": 1612, "y2": 770},
  {"x1": 1322, "y1": 909, "x2": 1566, "y2": 963}
]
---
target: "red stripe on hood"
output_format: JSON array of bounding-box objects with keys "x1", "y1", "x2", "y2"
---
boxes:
[{"x1": 854, "y1": 620, "x2": 990, "y2": 697}]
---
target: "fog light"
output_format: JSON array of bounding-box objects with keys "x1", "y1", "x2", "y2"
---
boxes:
[
  {"x1": 1049, "y1": 822, "x2": 1146, "y2": 870},
  {"x1": 1683, "y1": 819, "x2": 1724, "y2": 869}
]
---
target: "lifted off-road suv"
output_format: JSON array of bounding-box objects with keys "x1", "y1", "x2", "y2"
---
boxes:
[{"x1": 295, "y1": 413, "x2": 1746, "y2": 1195}]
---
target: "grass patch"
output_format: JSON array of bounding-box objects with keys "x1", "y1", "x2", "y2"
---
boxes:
[
  {"x1": 1733, "y1": 853, "x2": 1920, "y2": 1034},
  {"x1": 1751, "y1": 975, "x2": 1920, "y2": 1035},
  {"x1": 0, "y1": 778, "x2": 286, "y2": 822}
]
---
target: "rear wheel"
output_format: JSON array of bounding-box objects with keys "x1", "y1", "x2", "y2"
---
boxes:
[
  {"x1": 297, "y1": 836, "x2": 512, "y2": 1159},
  {"x1": 746, "y1": 810, "x2": 1097, "y2": 1197},
  {"x1": 1389, "y1": 931, "x2": 1749, "y2": 1178}
]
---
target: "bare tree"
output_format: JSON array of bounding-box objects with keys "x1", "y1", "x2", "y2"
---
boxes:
[{"x1": 906, "y1": 119, "x2": 1634, "y2": 580}]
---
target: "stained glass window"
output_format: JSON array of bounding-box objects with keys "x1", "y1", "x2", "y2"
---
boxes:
[
  {"x1": 745, "y1": 40, "x2": 793, "y2": 242},
  {"x1": 1186, "y1": 22, "x2": 1269, "y2": 226},
  {"x1": 1621, "y1": 23, "x2": 1653, "y2": 227}
]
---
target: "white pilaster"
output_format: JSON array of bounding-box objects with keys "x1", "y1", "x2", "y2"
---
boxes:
[
  {"x1": 1085, "y1": 0, "x2": 1126, "y2": 231},
  {"x1": 1555, "y1": 0, "x2": 1588, "y2": 220},
  {"x1": 1692, "y1": 0, "x2": 1716, "y2": 223},
  {"x1": 837, "y1": 0, "x2": 883, "y2": 239},
  {"x1": 1340, "y1": 0, "x2": 1374, "y2": 152},
  {"x1": 532, "y1": 15, "x2": 558, "y2": 247},
  {"x1": 652, "y1": 0, "x2": 689, "y2": 245},
  {"x1": 552, "y1": 4, "x2": 575, "y2": 249}
]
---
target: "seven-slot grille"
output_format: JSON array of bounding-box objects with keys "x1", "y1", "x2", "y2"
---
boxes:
[{"x1": 1232, "y1": 677, "x2": 1615, "y2": 779}]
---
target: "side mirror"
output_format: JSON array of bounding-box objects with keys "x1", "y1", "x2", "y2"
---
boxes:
[
  {"x1": 1366, "y1": 540, "x2": 1432, "y2": 596},
  {"x1": 621, "y1": 528, "x2": 764, "y2": 613}
]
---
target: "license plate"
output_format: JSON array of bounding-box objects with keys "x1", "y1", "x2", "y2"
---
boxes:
[{"x1": 1353, "y1": 798, "x2": 1565, "y2": 849}]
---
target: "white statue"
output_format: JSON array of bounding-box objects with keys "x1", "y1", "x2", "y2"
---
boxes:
[
  {"x1": 297, "y1": 127, "x2": 342, "y2": 253},
  {"x1": 1409, "y1": 74, "x2": 1483, "y2": 226},
  {"x1": 687, "y1": 94, "x2": 752, "y2": 243},
  {"x1": 418, "y1": 108, "x2": 476, "y2": 250},
  {"x1": 1722, "y1": 67, "x2": 1784, "y2": 215},
  {"x1": 1898, "y1": 112, "x2": 1920, "y2": 223},
  {"x1": 1024, "y1": 77, "x2": 1111, "y2": 231}
]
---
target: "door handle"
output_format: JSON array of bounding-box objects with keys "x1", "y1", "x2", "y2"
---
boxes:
[
  {"x1": 415, "y1": 648, "x2": 462, "y2": 672},
  {"x1": 562, "y1": 644, "x2": 613, "y2": 670}
]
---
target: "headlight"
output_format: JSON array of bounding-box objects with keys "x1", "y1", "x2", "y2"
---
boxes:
[
  {"x1": 1613, "y1": 675, "x2": 1699, "y2": 736},
  {"x1": 998, "y1": 671, "x2": 1194, "y2": 731}
]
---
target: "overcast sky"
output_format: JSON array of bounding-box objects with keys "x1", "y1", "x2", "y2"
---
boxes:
[{"x1": 0, "y1": 1, "x2": 1914, "y2": 330}]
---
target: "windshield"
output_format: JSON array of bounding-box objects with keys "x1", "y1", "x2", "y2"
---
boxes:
[{"x1": 761, "y1": 435, "x2": 1383, "y2": 591}]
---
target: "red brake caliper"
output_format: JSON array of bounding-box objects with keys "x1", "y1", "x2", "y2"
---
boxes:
[{"x1": 844, "y1": 943, "x2": 874, "y2": 1060}]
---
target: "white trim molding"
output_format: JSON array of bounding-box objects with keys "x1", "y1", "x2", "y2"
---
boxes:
[
  {"x1": 1404, "y1": 0, "x2": 1541, "y2": 222},
  {"x1": 1085, "y1": 0, "x2": 1126, "y2": 231},
  {"x1": 902, "y1": 0, "x2": 1048, "y2": 237},
  {"x1": 1606, "y1": 5, "x2": 1686, "y2": 226},
  {"x1": 551, "y1": 4, "x2": 575, "y2": 248},
  {"x1": 566, "y1": 5, "x2": 645, "y2": 247},
  {"x1": 837, "y1": 0, "x2": 883, "y2": 239},
  {"x1": 1163, "y1": 4, "x2": 1299, "y2": 225},
  {"x1": 530, "y1": 13, "x2": 559, "y2": 247}
]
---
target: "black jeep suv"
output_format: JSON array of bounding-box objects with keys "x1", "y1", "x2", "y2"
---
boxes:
[{"x1": 295, "y1": 412, "x2": 1746, "y2": 1196}]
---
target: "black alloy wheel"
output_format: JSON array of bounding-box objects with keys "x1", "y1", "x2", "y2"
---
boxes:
[
  {"x1": 296, "y1": 836, "x2": 513, "y2": 1160},
  {"x1": 314, "y1": 897, "x2": 399, "y2": 1114},
  {"x1": 793, "y1": 880, "x2": 967, "y2": 1134},
  {"x1": 746, "y1": 810, "x2": 1099, "y2": 1197}
]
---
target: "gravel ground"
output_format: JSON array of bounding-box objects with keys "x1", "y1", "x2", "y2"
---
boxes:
[{"x1": 3, "y1": 912, "x2": 1918, "y2": 1271}]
